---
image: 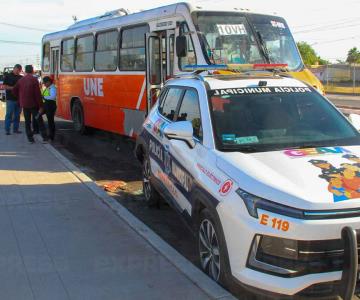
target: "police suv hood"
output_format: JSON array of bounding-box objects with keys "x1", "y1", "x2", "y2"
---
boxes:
[{"x1": 216, "y1": 146, "x2": 360, "y2": 210}]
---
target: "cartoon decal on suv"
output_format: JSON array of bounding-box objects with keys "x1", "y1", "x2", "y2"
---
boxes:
[{"x1": 309, "y1": 154, "x2": 360, "y2": 202}]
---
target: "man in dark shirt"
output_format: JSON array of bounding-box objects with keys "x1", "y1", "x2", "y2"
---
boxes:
[
  {"x1": 12, "y1": 65, "x2": 48, "y2": 143},
  {"x1": 3, "y1": 64, "x2": 22, "y2": 135}
]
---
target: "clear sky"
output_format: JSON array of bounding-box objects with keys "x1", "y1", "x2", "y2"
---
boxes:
[{"x1": 1, "y1": 0, "x2": 360, "y2": 69}]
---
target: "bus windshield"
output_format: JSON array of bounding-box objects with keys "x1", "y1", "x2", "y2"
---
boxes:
[
  {"x1": 194, "y1": 12, "x2": 303, "y2": 71},
  {"x1": 248, "y1": 14, "x2": 303, "y2": 71},
  {"x1": 194, "y1": 12, "x2": 264, "y2": 65}
]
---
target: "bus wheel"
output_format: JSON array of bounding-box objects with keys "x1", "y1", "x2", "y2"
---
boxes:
[{"x1": 71, "y1": 101, "x2": 87, "y2": 134}]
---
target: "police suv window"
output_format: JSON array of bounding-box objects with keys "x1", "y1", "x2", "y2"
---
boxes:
[
  {"x1": 75, "y1": 35, "x2": 94, "y2": 72},
  {"x1": 177, "y1": 89, "x2": 202, "y2": 140},
  {"x1": 120, "y1": 25, "x2": 149, "y2": 71},
  {"x1": 61, "y1": 38, "x2": 75, "y2": 72},
  {"x1": 158, "y1": 88, "x2": 183, "y2": 121},
  {"x1": 95, "y1": 30, "x2": 118, "y2": 71}
]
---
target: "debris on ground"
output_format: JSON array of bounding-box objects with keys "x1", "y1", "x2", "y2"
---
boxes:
[
  {"x1": 103, "y1": 180, "x2": 127, "y2": 192},
  {"x1": 131, "y1": 189, "x2": 143, "y2": 196}
]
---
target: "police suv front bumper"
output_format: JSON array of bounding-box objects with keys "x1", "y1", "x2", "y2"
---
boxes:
[
  {"x1": 217, "y1": 201, "x2": 360, "y2": 299},
  {"x1": 246, "y1": 227, "x2": 359, "y2": 299}
]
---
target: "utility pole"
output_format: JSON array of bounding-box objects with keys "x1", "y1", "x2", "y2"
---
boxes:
[
  {"x1": 36, "y1": 54, "x2": 40, "y2": 70},
  {"x1": 353, "y1": 63, "x2": 356, "y2": 94}
]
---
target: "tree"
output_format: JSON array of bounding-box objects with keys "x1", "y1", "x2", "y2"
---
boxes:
[
  {"x1": 297, "y1": 41, "x2": 327, "y2": 65},
  {"x1": 317, "y1": 56, "x2": 330, "y2": 65},
  {"x1": 346, "y1": 47, "x2": 360, "y2": 64}
]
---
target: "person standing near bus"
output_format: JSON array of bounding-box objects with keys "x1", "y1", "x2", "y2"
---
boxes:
[
  {"x1": 12, "y1": 65, "x2": 48, "y2": 143},
  {"x1": 41, "y1": 76, "x2": 57, "y2": 141},
  {"x1": 3, "y1": 64, "x2": 22, "y2": 135}
]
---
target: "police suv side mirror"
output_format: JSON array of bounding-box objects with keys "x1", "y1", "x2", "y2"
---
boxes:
[
  {"x1": 176, "y1": 36, "x2": 188, "y2": 58},
  {"x1": 164, "y1": 121, "x2": 195, "y2": 148},
  {"x1": 349, "y1": 113, "x2": 360, "y2": 131}
]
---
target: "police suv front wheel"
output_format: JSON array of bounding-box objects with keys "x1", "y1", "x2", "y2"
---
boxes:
[
  {"x1": 142, "y1": 155, "x2": 160, "y2": 207},
  {"x1": 198, "y1": 209, "x2": 232, "y2": 288}
]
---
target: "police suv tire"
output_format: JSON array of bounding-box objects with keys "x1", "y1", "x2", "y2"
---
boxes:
[
  {"x1": 71, "y1": 101, "x2": 88, "y2": 135},
  {"x1": 198, "y1": 208, "x2": 232, "y2": 289},
  {"x1": 142, "y1": 154, "x2": 161, "y2": 207}
]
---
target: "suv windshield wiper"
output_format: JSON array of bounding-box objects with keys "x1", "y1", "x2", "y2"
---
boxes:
[
  {"x1": 285, "y1": 144, "x2": 325, "y2": 150},
  {"x1": 220, "y1": 144, "x2": 261, "y2": 153}
]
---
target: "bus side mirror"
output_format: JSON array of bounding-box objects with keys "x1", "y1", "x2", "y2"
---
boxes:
[
  {"x1": 176, "y1": 36, "x2": 187, "y2": 58},
  {"x1": 215, "y1": 37, "x2": 223, "y2": 50}
]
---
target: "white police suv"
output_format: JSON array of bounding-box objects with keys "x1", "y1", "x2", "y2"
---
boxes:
[{"x1": 135, "y1": 66, "x2": 360, "y2": 299}]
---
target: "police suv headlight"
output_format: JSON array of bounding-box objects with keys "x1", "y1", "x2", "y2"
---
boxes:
[
  {"x1": 258, "y1": 235, "x2": 298, "y2": 260},
  {"x1": 236, "y1": 188, "x2": 304, "y2": 219},
  {"x1": 247, "y1": 235, "x2": 299, "y2": 276}
]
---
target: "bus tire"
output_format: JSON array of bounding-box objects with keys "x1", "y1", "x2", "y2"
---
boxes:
[{"x1": 71, "y1": 101, "x2": 88, "y2": 134}]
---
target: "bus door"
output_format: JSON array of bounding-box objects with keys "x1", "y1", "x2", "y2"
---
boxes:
[
  {"x1": 145, "y1": 29, "x2": 175, "y2": 114},
  {"x1": 50, "y1": 47, "x2": 60, "y2": 113},
  {"x1": 50, "y1": 47, "x2": 59, "y2": 81}
]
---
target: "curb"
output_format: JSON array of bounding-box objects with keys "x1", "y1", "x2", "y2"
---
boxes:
[{"x1": 38, "y1": 137, "x2": 236, "y2": 300}]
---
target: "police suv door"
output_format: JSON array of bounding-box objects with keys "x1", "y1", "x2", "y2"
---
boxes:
[
  {"x1": 148, "y1": 87, "x2": 184, "y2": 196},
  {"x1": 164, "y1": 87, "x2": 205, "y2": 218}
]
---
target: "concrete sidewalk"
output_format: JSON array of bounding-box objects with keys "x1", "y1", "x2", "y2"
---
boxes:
[{"x1": 0, "y1": 107, "x2": 234, "y2": 300}]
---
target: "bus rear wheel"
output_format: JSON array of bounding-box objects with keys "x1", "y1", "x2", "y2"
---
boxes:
[{"x1": 71, "y1": 101, "x2": 88, "y2": 134}]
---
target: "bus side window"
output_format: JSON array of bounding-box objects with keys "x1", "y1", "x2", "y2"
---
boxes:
[
  {"x1": 179, "y1": 23, "x2": 196, "y2": 70},
  {"x1": 120, "y1": 25, "x2": 149, "y2": 71},
  {"x1": 95, "y1": 30, "x2": 118, "y2": 71},
  {"x1": 61, "y1": 38, "x2": 75, "y2": 72},
  {"x1": 75, "y1": 35, "x2": 94, "y2": 72},
  {"x1": 42, "y1": 43, "x2": 50, "y2": 72}
]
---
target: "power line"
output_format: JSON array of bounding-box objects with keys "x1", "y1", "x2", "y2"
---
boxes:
[
  {"x1": 292, "y1": 18, "x2": 358, "y2": 29},
  {"x1": 0, "y1": 54, "x2": 39, "y2": 58},
  {"x1": 0, "y1": 39, "x2": 40, "y2": 46},
  {"x1": 294, "y1": 21, "x2": 360, "y2": 34},
  {"x1": 0, "y1": 22, "x2": 50, "y2": 32},
  {"x1": 311, "y1": 34, "x2": 360, "y2": 45}
]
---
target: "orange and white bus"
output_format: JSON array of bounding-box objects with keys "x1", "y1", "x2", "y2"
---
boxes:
[{"x1": 42, "y1": 2, "x2": 323, "y2": 136}]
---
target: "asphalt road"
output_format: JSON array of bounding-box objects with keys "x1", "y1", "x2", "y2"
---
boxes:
[{"x1": 327, "y1": 93, "x2": 360, "y2": 109}]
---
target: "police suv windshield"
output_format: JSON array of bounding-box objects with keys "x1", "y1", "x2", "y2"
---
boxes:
[
  {"x1": 209, "y1": 86, "x2": 360, "y2": 152},
  {"x1": 194, "y1": 12, "x2": 303, "y2": 71}
]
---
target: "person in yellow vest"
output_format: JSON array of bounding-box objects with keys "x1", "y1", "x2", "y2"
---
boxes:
[{"x1": 41, "y1": 76, "x2": 57, "y2": 141}]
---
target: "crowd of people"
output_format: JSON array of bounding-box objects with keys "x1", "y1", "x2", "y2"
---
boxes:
[{"x1": 3, "y1": 64, "x2": 57, "y2": 143}]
